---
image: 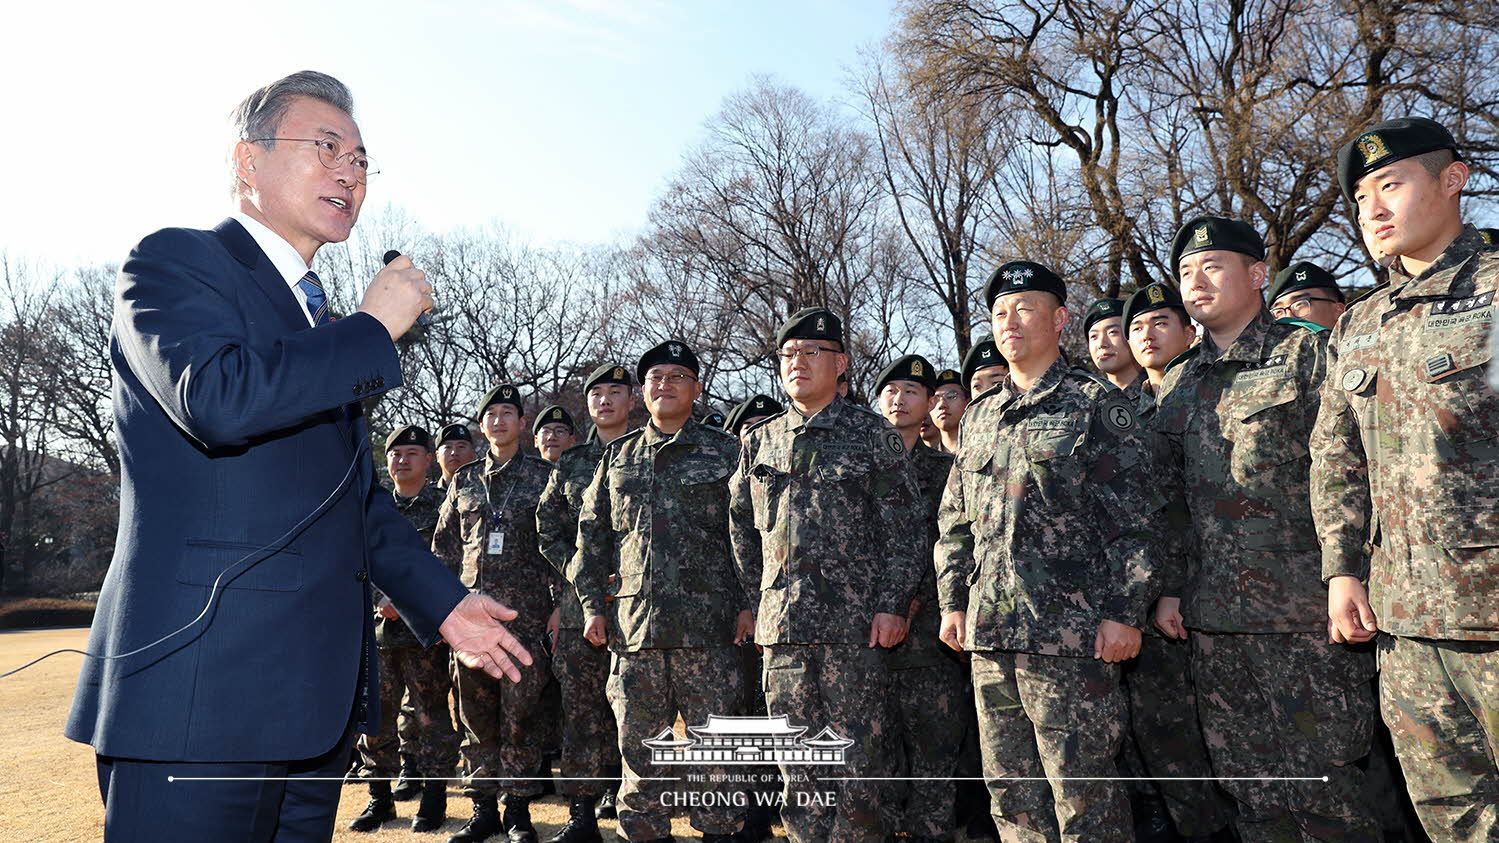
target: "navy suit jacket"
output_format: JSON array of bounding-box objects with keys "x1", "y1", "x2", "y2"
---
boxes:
[{"x1": 66, "y1": 219, "x2": 469, "y2": 762}]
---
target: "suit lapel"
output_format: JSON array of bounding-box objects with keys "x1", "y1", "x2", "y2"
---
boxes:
[{"x1": 213, "y1": 218, "x2": 310, "y2": 333}]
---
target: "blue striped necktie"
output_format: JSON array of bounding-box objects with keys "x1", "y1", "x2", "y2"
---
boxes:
[{"x1": 296, "y1": 270, "x2": 330, "y2": 326}]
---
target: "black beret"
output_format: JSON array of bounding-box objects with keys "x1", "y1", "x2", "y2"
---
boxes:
[
  {"x1": 703, "y1": 411, "x2": 727, "y2": 429},
  {"x1": 960, "y1": 339, "x2": 1006, "y2": 392},
  {"x1": 875, "y1": 354, "x2": 937, "y2": 394},
  {"x1": 637, "y1": 339, "x2": 700, "y2": 383},
  {"x1": 1479, "y1": 228, "x2": 1499, "y2": 247},
  {"x1": 1123, "y1": 282, "x2": 1187, "y2": 328},
  {"x1": 1268, "y1": 261, "x2": 1343, "y2": 306},
  {"x1": 934, "y1": 368, "x2": 965, "y2": 394},
  {"x1": 775, "y1": 307, "x2": 844, "y2": 348},
  {"x1": 384, "y1": 423, "x2": 432, "y2": 452},
  {"x1": 532, "y1": 405, "x2": 576, "y2": 435},
  {"x1": 983, "y1": 260, "x2": 1067, "y2": 309},
  {"x1": 1170, "y1": 215, "x2": 1265, "y2": 270},
  {"x1": 476, "y1": 383, "x2": 524, "y2": 419},
  {"x1": 584, "y1": 363, "x2": 633, "y2": 392},
  {"x1": 437, "y1": 423, "x2": 473, "y2": 446},
  {"x1": 725, "y1": 394, "x2": 784, "y2": 435},
  {"x1": 1337, "y1": 117, "x2": 1460, "y2": 203},
  {"x1": 1082, "y1": 298, "x2": 1126, "y2": 336}
]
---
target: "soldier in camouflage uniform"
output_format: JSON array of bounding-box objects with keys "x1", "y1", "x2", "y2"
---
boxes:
[
  {"x1": 351, "y1": 424, "x2": 464, "y2": 834},
  {"x1": 433, "y1": 384, "x2": 559, "y2": 843},
  {"x1": 1084, "y1": 298, "x2": 1143, "y2": 391},
  {"x1": 729, "y1": 308, "x2": 927, "y2": 843},
  {"x1": 573, "y1": 340, "x2": 752, "y2": 843},
  {"x1": 929, "y1": 369, "x2": 968, "y2": 455},
  {"x1": 534, "y1": 405, "x2": 578, "y2": 464},
  {"x1": 437, "y1": 422, "x2": 479, "y2": 489},
  {"x1": 1317, "y1": 118, "x2": 1499, "y2": 842},
  {"x1": 1155, "y1": 217, "x2": 1378, "y2": 842},
  {"x1": 874, "y1": 354, "x2": 968, "y2": 843},
  {"x1": 936, "y1": 261, "x2": 1162, "y2": 842},
  {"x1": 960, "y1": 338, "x2": 1007, "y2": 397},
  {"x1": 536, "y1": 363, "x2": 635, "y2": 843},
  {"x1": 1119, "y1": 284, "x2": 1237, "y2": 843}
]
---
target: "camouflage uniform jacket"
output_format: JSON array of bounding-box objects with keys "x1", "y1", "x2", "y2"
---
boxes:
[
  {"x1": 1311, "y1": 225, "x2": 1499, "y2": 640},
  {"x1": 729, "y1": 395, "x2": 926, "y2": 646},
  {"x1": 572, "y1": 420, "x2": 748, "y2": 652},
  {"x1": 375, "y1": 481, "x2": 448, "y2": 648},
  {"x1": 935, "y1": 355, "x2": 1164, "y2": 656},
  {"x1": 432, "y1": 450, "x2": 558, "y2": 643},
  {"x1": 1123, "y1": 375, "x2": 1194, "y2": 596},
  {"x1": 1157, "y1": 309, "x2": 1330, "y2": 633},
  {"x1": 888, "y1": 439, "x2": 956, "y2": 670},
  {"x1": 537, "y1": 437, "x2": 607, "y2": 631}
]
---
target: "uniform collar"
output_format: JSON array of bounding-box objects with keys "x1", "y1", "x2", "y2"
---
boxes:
[
  {"x1": 641, "y1": 418, "x2": 697, "y2": 447},
  {"x1": 483, "y1": 449, "x2": 522, "y2": 476},
  {"x1": 1391, "y1": 224, "x2": 1489, "y2": 299},
  {"x1": 999, "y1": 352, "x2": 1069, "y2": 411},
  {"x1": 1199, "y1": 307, "x2": 1275, "y2": 365},
  {"x1": 787, "y1": 394, "x2": 851, "y2": 433}
]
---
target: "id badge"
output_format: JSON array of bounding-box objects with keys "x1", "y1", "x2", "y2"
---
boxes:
[{"x1": 487, "y1": 531, "x2": 505, "y2": 555}]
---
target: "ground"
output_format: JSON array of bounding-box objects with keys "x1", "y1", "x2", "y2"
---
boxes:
[{"x1": 0, "y1": 627, "x2": 803, "y2": 840}]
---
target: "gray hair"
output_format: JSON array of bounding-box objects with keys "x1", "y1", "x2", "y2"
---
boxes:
[{"x1": 229, "y1": 70, "x2": 355, "y2": 196}]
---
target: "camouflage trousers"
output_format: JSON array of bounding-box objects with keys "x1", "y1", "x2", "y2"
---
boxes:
[
  {"x1": 1378, "y1": 634, "x2": 1499, "y2": 842},
  {"x1": 1123, "y1": 630, "x2": 1235, "y2": 836},
  {"x1": 552, "y1": 627, "x2": 620, "y2": 798},
  {"x1": 452, "y1": 643, "x2": 552, "y2": 799},
  {"x1": 606, "y1": 646, "x2": 747, "y2": 841},
  {"x1": 357, "y1": 642, "x2": 459, "y2": 779},
  {"x1": 1192, "y1": 631, "x2": 1378, "y2": 842},
  {"x1": 889, "y1": 657, "x2": 968, "y2": 838},
  {"x1": 764, "y1": 643, "x2": 892, "y2": 843},
  {"x1": 970, "y1": 650, "x2": 1130, "y2": 842}
]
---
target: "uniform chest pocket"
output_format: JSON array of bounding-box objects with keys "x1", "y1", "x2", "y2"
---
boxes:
[
  {"x1": 1426, "y1": 342, "x2": 1499, "y2": 444},
  {"x1": 677, "y1": 459, "x2": 731, "y2": 486},
  {"x1": 1023, "y1": 425, "x2": 1085, "y2": 509},
  {"x1": 1225, "y1": 379, "x2": 1309, "y2": 480},
  {"x1": 749, "y1": 463, "x2": 787, "y2": 531},
  {"x1": 608, "y1": 463, "x2": 652, "y2": 533}
]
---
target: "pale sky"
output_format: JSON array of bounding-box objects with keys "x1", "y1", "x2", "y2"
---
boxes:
[{"x1": 1, "y1": 0, "x2": 895, "y2": 267}]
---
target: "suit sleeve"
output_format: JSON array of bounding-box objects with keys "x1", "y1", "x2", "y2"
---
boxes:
[
  {"x1": 1311, "y1": 324, "x2": 1373, "y2": 581},
  {"x1": 113, "y1": 229, "x2": 403, "y2": 449},
  {"x1": 365, "y1": 467, "x2": 467, "y2": 647},
  {"x1": 569, "y1": 456, "x2": 615, "y2": 622}
]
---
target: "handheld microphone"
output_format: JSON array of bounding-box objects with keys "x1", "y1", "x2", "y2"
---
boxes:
[{"x1": 384, "y1": 249, "x2": 431, "y2": 329}]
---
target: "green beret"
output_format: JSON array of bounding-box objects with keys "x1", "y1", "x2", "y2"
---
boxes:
[
  {"x1": 775, "y1": 307, "x2": 844, "y2": 348},
  {"x1": 1268, "y1": 261, "x2": 1343, "y2": 306},
  {"x1": 476, "y1": 383, "x2": 524, "y2": 420},
  {"x1": 934, "y1": 368, "x2": 965, "y2": 394},
  {"x1": 637, "y1": 339, "x2": 700, "y2": 382},
  {"x1": 960, "y1": 339, "x2": 1006, "y2": 392},
  {"x1": 1170, "y1": 215, "x2": 1265, "y2": 270},
  {"x1": 532, "y1": 404, "x2": 576, "y2": 436},
  {"x1": 584, "y1": 363, "x2": 633, "y2": 392},
  {"x1": 703, "y1": 411, "x2": 727, "y2": 429},
  {"x1": 1123, "y1": 282, "x2": 1187, "y2": 328},
  {"x1": 1337, "y1": 117, "x2": 1459, "y2": 203},
  {"x1": 384, "y1": 423, "x2": 432, "y2": 452},
  {"x1": 437, "y1": 423, "x2": 473, "y2": 446},
  {"x1": 1479, "y1": 228, "x2": 1498, "y2": 247},
  {"x1": 725, "y1": 394, "x2": 784, "y2": 435},
  {"x1": 1082, "y1": 298, "x2": 1125, "y2": 336},
  {"x1": 875, "y1": 354, "x2": 937, "y2": 394},
  {"x1": 983, "y1": 260, "x2": 1067, "y2": 309}
]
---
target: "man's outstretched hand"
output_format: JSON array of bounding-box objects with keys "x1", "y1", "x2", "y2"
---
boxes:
[{"x1": 439, "y1": 593, "x2": 533, "y2": 682}]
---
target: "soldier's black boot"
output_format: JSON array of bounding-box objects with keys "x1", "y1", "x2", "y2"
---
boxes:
[
  {"x1": 502, "y1": 795, "x2": 538, "y2": 843},
  {"x1": 446, "y1": 795, "x2": 502, "y2": 843},
  {"x1": 394, "y1": 772, "x2": 422, "y2": 801},
  {"x1": 349, "y1": 780, "x2": 397, "y2": 832},
  {"x1": 543, "y1": 797, "x2": 602, "y2": 843},
  {"x1": 412, "y1": 779, "x2": 448, "y2": 833},
  {"x1": 593, "y1": 777, "x2": 618, "y2": 820}
]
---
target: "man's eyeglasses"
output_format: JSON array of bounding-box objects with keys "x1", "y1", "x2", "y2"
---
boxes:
[
  {"x1": 935, "y1": 389, "x2": 966, "y2": 402},
  {"x1": 775, "y1": 345, "x2": 842, "y2": 362},
  {"x1": 643, "y1": 372, "x2": 698, "y2": 386},
  {"x1": 250, "y1": 137, "x2": 378, "y2": 183},
  {"x1": 1270, "y1": 297, "x2": 1338, "y2": 319}
]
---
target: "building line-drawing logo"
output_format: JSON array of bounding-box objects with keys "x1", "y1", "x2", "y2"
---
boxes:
[{"x1": 644, "y1": 715, "x2": 852, "y2": 766}]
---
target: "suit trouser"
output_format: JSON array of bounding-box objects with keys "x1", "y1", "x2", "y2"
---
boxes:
[
  {"x1": 1378, "y1": 634, "x2": 1499, "y2": 843},
  {"x1": 95, "y1": 719, "x2": 356, "y2": 843}
]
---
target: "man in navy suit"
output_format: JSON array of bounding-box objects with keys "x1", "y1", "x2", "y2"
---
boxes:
[{"x1": 65, "y1": 70, "x2": 532, "y2": 842}]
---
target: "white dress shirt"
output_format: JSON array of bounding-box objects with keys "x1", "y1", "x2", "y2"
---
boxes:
[{"x1": 231, "y1": 211, "x2": 316, "y2": 327}]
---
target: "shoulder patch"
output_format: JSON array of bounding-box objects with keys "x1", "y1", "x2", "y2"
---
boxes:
[
  {"x1": 883, "y1": 429, "x2": 906, "y2": 455},
  {"x1": 1099, "y1": 396, "x2": 1137, "y2": 434},
  {"x1": 1165, "y1": 344, "x2": 1200, "y2": 372},
  {"x1": 1275, "y1": 316, "x2": 1330, "y2": 334}
]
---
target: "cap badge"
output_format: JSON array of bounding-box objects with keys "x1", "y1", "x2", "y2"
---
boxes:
[
  {"x1": 1194, "y1": 225, "x2": 1210, "y2": 245},
  {"x1": 613, "y1": 367, "x2": 625, "y2": 379},
  {"x1": 815, "y1": 316, "x2": 826, "y2": 331},
  {"x1": 1295, "y1": 269, "x2": 1308, "y2": 282},
  {"x1": 1359, "y1": 133, "x2": 1391, "y2": 166},
  {"x1": 1146, "y1": 285, "x2": 1164, "y2": 304},
  {"x1": 911, "y1": 360, "x2": 924, "y2": 376}
]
